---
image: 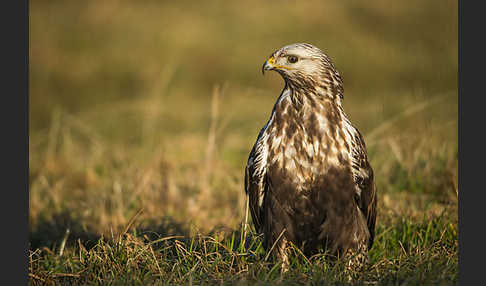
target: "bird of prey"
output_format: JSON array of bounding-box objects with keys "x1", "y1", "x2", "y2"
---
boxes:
[{"x1": 244, "y1": 43, "x2": 377, "y2": 271}]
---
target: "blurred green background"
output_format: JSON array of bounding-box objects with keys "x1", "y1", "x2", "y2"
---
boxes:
[{"x1": 29, "y1": 0, "x2": 457, "y2": 241}]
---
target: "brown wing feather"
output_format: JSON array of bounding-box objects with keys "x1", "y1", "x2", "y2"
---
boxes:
[
  {"x1": 352, "y1": 130, "x2": 377, "y2": 249},
  {"x1": 245, "y1": 143, "x2": 265, "y2": 233}
]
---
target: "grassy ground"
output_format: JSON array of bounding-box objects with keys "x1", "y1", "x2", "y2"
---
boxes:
[{"x1": 29, "y1": 0, "x2": 457, "y2": 285}]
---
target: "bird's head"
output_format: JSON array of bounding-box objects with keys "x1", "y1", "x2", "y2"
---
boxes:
[{"x1": 262, "y1": 43, "x2": 343, "y2": 99}]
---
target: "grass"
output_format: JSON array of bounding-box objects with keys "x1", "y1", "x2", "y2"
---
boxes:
[
  {"x1": 29, "y1": 215, "x2": 457, "y2": 285},
  {"x1": 29, "y1": 0, "x2": 457, "y2": 284}
]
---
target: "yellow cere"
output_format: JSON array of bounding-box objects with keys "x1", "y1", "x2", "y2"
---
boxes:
[{"x1": 267, "y1": 56, "x2": 292, "y2": 70}]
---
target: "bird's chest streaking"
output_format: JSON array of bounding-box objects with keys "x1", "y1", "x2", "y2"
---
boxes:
[
  {"x1": 256, "y1": 89, "x2": 363, "y2": 253},
  {"x1": 263, "y1": 90, "x2": 356, "y2": 192}
]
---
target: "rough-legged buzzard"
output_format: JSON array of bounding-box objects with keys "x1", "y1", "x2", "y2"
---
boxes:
[{"x1": 245, "y1": 43, "x2": 377, "y2": 271}]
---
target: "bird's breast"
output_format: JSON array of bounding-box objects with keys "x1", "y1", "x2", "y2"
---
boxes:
[{"x1": 264, "y1": 104, "x2": 354, "y2": 189}]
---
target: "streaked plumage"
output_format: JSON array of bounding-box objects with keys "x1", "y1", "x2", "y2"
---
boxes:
[{"x1": 244, "y1": 43, "x2": 377, "y2": 271}]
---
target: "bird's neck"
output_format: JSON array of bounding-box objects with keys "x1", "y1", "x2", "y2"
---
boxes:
[
  {"x1": 283, "y1": 71, "x2": 344, "y2": 101},
  {"x1": 269, "y1": 85, "x2": 349, "y2": 140},
  {"x1": 283, "y1": 83, "x2": 346, "y2": 117}
]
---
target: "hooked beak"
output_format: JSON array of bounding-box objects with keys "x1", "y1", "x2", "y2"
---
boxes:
[{"x1": 261, "y1": 56, "x2": 275, "y2": 75}]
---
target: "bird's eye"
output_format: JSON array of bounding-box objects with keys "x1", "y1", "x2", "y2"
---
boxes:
[{"x1": 287, "y1": 55, "x2": 298, "y2": 64}]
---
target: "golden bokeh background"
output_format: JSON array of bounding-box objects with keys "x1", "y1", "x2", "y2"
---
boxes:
[{"x1": 29, "y1": 0, "x2": 457, "y2": 246}]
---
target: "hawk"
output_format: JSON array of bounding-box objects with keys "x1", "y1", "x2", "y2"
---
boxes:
[{"x1": 244, "y1": 43, "x2": 377, "y2": 271}]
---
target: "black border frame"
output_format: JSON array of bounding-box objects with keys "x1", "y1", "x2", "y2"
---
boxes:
[
  {"x1": 2, "y1": 0, "x2": 29, "y2": 284},
  {"x1": 458, "y1": 0, "x2": 479, "y2": 285}
]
